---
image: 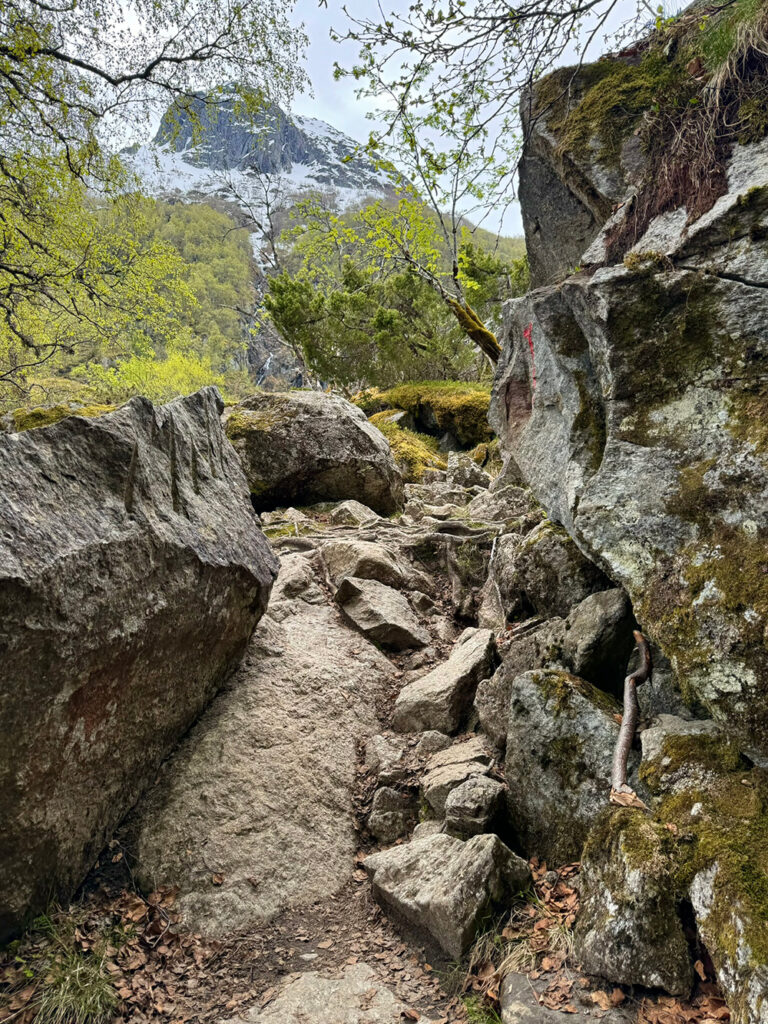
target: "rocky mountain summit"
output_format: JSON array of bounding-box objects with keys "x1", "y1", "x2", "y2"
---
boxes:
[{"x1": 127, "y1": 90, "x2": 391, "y2": 213}]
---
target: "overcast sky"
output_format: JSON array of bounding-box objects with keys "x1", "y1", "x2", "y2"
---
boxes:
[{"x1": 286, "y1": 0, "x2": 654, "y2": 236}]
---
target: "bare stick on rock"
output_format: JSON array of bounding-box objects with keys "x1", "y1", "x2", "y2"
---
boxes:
[{"x1": 610, "y1": 630, "x2": 651, "y2": 809}]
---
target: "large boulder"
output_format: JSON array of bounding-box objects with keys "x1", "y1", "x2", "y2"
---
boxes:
[
  {"x1": 575, "y1": 809, "x2": 693, "y2": 996},
  {"x1": 0, "y1": 388, "x2": 277, "y2": 941},
  {"x1": 225, "y1": 391, "x2": 404, "y2": 515},
  {"x1": 393, "y1": 629, "x2": 499, "y2": 734},
  {"x1": 491, "y1": 109, "x2": 768, "y2": 754},
  {"x1": 489, "y1": 522, "x2": 610, "y2": 622},
  {"x1": 504, "y1": 669, "x2": 629, "y2": 863},
  {"x1": 364, "y1": 833, "x2": 530, "y2": 958}
]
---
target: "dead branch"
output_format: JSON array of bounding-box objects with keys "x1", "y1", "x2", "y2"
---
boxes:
[{"x1": 610, "y1": 630, "x2": 651, "y2": 808}]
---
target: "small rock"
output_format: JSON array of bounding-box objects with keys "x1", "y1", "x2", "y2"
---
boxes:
[
  {"x1": 322, "y1": 539, "x2": 407, "y2": 589},
  {"x1": 562, "y1": 589, "x2": 637, "y2": 694},
  {"x1": 368, "y1": 787, "x2": 416, "y2": 844},
  {"x1": 365, "y1": 833, "x2": 530, "y2": 958},
  {"x1": 446, "y1": 453, "x2": 492, "y2": 490},
  {"x1": 364, "y1": 734, "x2": 407, "y2": 775},
  {"x1": 422, "y1": 738, "x2": 493, "y2": 816},
  {"x1": 335, "y1": 577, "x2": 429, "y2": 651},
  {"x1": 410, "y1": 591, "x2": 436, "y2": 615},
  {"x1": 415, "y1": 731, "x2": 453, "y2": 756},
  {"x1": 393, "y1": 629, "x2": 499, "y2": 733},
  {"x1": 327, "y1": 499, "x2": 380, "y2": 526},
  {"x1": 412, "y1": 820, "x2": 444, "y2": 841},
  {"x1": 444, "y1": 775, "x2": 506, "y2": 839}
]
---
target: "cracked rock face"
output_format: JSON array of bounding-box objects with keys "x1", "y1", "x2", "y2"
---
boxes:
[
  {"x1": 0, "y1": 388, "x2": 277, "y2": 941},
  {"x1": 490, "y1": 123, "x2": 768, "y2": 756}
]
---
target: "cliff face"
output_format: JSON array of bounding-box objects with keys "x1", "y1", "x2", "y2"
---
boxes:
[
  {"x1": 491, "y1": 24, "x2": 768, "y2": 757},
  {"x1": 129, "y1": 91, "x2": 392, "y2": 208}
]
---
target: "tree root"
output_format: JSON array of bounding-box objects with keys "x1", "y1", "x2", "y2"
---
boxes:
[{"x1": 610, "y1": 630, "x2": 651, "y2": 810}]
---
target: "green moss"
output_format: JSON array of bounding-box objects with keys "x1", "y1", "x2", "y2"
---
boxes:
[
  {"x1": 11, "y1": 403, "x2": 116, "y2": 432},
  {"x1": 656, "y1": 770, "x2": 768, "y2": 968},
  {"x1": 640, "y1": 733, "x2": 748, "y2": 794},
  {"x1": 368, "y1": 412, "x2": 447, "y2": 482},
  {"x1": 534, "y1": 53, "x2": 689, "y2": 165},
  {"x1": 534, "y1": 669, "x2": 620, "y2": 718},
  {"x1": 468, "y1": 438, "x2": 503, "y2": 476},
  {"x1": 354, "y1": 380, "x2": 492, "y2": 447},
  {"x1": 225, "y1": 400, "x2": 295, "y2": 440},
  {"x1": 585, "y1": 808, "x2": 670, "y2": 875}
]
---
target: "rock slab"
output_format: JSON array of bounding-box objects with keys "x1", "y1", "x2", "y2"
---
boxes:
[
  {"x1": 0, "y1": 388, "x2": 277, "y2": 942},
  {"x1": 365, "y1": 833, "x2": 531, "y2": 959}
]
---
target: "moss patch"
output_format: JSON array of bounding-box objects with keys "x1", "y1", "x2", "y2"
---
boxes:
[
  {"x1": 354, "y1": 381, "x2": 492, "y2": 447},
  {"x1": 225, "y1": 400, "x2": 295, "y2": 440},
  {"x1": 10, "y1": 403, "x2": 116, "y2": 432},
  {"x1": 533, "y1": 669, "x2": 620, "y2": 718},
  {"x1": 640, "y1": 733, "x2": 748, "y2": 795},
  {"x1": 368, "y1": 412, "x2": 447, "y2": 483}
]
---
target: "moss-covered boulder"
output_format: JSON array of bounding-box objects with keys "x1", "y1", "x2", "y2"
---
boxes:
[
  {"x1": 225, "y1": 391, "x2": 404, "y2": 515},
  {"x1": 355, "y1": 381, "x2": 493, "y2": 448},
  {"x1": 504, "y1": 669, "x2": 630, "y2": 863},
  {"x1": 491, "y1": 52, "x2": 768, "y2": 754},
  {"x1": 575, "y1": 714, "x2": 768, "y2": 1019},
  {"x1": 2, "y1": 401, "x2": 117, "y2": 433},
  {"x1": 368, "y1": 411, "x2": 447, "y2": 483},
  {"x1": 0, "y1": 387, "x2": 277, "y2": 941},
  {"x1": 576, "y1": 809, "x2": 693, "y2": 995}
]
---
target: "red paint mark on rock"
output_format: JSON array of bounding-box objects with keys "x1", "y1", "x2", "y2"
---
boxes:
[{"x1": 523, "y1": 322, "x2": 536, "y2": 404}]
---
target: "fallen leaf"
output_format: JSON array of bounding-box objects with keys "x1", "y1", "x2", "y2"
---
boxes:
[
  {"x1": 402, "y1": 1011, "x2": 420, "y2": 1021},
  {"x1": 611, "y1": 988, "x2": 626, "y2": 1006},
  {"x1": 317, "y1": 940, "x2": 333, "y2": 949},
  {"x1": 694, "y1": 960, "x2": 707, "y2": 982},
  {"x1": 211, "y1": 873, "x2": 224, "y2": 886},
  {"x1": 610, "y1": 787, "x2": 649, "y2": 810}
]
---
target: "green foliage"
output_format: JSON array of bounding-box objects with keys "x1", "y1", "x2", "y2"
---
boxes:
[
  {"x1": 265, "y1": 192, "x2": 526, "y2": 386},
  {"x1": 0, "y1": 0, "x2": 305, "y2": 405},
  {"x1": 73, "y1": 352, "x2": 228, "y2": 406}
]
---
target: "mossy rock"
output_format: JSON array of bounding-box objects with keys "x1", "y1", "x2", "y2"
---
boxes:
[
  {"x1": 368, "y1": 412, "x2": 447, "y2": 483},
  {"x1": 354, "y1": 381, "x2": 493, "y2": 448},
  {"x1": 7, "y1": 403, "x2": 117, "y2": 433}
]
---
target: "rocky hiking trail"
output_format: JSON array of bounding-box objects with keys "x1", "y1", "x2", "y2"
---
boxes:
[{"x1": 0, "y1": 459, "x2": 735, "y2": 1024}]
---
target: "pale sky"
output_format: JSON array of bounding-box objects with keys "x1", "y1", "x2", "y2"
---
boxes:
[{"x1": 287, "y1": 0, "x2": 652, "y2": 236}]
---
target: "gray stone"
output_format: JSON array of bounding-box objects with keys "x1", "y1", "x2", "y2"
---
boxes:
[
  {"x1": 415, "y1": 731, "x2": 453, "y2": 757},
  {"x1": 422, "y1": 738, "x2": 493, "y2": 816},
  {"x1": 575, "y1": 809, "x2": 693, "y2": 996},
  {"x1": 466, "y1": 484, "x2": 541, "y2": 525},
  {"x1": 328, "y1": 499, "x2": 380, "y2": 526},
  {"x1": 226, "y1": 962, "x2": 438, "y2": 1023},
  {"x1": 364, "y1": 734, "x2": 408, "y2": 775},
  {"x1": 364, "y1": 833, "x2": 531, "y2": 958},
  {"x1": 0, "y1": 388, "x2": 277, "y2": 941},
  {"x1": 368, "y1": 787, "x2": 416, "y2": 844},
  {"x1": 127, "y1": 557, "x2": 395, "y2": 938},
  {"x1": 504, "y1": 669, "x2": 629, "y2": 863},
  {"x1": 490, "y1": 522, "x2": 610, "y2": 622},
  {"x1": 446, "y1": 452, "x2": 491, "y2": 490},
  {"x1": 393, "y1": 629, "x2": 499, "y2": 733},
  {"x1": 335, "y1": 576, "x2": 429, "y2": 651},
  {"x1": 489, "y1": 127, "x2": 768, "y2": 756},
  {"x1": 562, "y1": 589, "x2": 636, "y2": 695},
  {"x1": 475, "y1": 619, "x2": 567, "y2": 749},
  {"x1": 501, "y1": 971, "x2": 633, "y2": 1024},
  {"x1": 321, "y1": 538, "x2": 407, "y2": 589},
  {"x1": 444, "y1": 775, "x2": 506, "y2": 838},
  {"x1": 412, "y1": 820, "x2": 444, "y2": 841},
  {"x1": 225, "y1": 390, "x2": 403, "y2": 515}
]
